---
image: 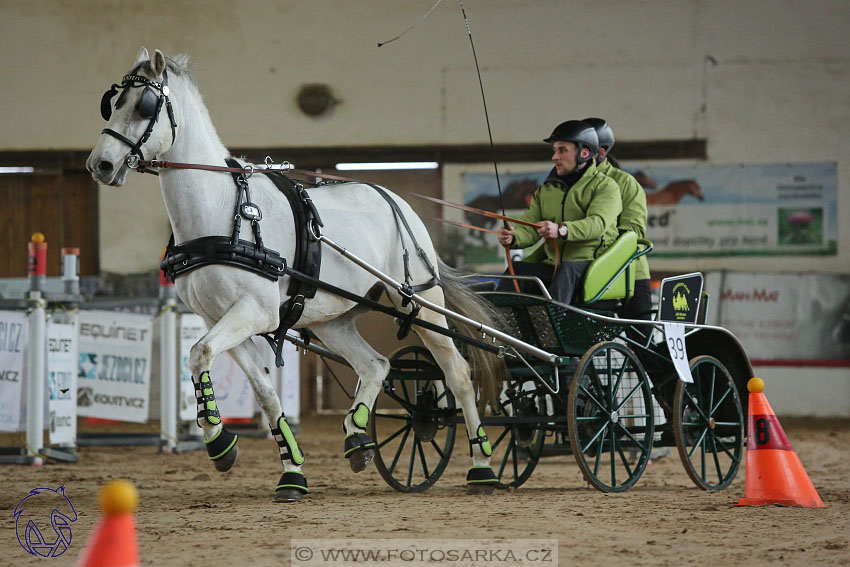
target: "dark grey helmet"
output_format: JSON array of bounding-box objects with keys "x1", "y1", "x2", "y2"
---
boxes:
[
  {"x1": 583, "y1": 117, "x2": 615, "y2": 154},
  {"x1": 543, "y1": 120, "x2": 599, "y2": 163}
]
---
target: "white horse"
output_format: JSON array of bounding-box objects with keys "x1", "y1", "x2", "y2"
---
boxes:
[{"x1": 86, "y1": 47, "x2": 504, "y2": 501}]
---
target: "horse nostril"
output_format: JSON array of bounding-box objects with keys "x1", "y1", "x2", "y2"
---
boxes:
[{"x1": 97, "y1": 161, "x2": 114, "y2": 174}]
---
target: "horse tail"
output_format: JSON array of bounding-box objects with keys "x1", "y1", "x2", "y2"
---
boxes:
[{"x1": 437, "y1": 259, "x2": 507, "y2": 409}]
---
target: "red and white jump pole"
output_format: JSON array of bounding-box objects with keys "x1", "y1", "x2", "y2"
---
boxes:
[{"x1": 26, "y1": 233, "x2": 47, "y2": 465}]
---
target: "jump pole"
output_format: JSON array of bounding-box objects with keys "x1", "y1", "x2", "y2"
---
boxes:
[{"x1": 26, "y1": 233, "x2": 47, "y2": 466}]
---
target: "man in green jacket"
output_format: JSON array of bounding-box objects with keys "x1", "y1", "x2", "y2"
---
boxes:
[
  {"x1": 583, "y1": 117, "x2": 653, "y2": 323},
  {"x1": 497, "y1": 120, "x2": 622, "y2": 304}
]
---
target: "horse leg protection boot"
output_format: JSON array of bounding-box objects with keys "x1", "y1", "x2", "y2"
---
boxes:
[
  {"x1": 271, "y1": 414, "x2": 308, "y2": 502},
  {"x1": 193, "y1": 371, "x2": 238, "y2": 472},
  {"x1": 466, "y1": 425, "x2": 497, "y2": 493},
  {"x1": 344, "y1": 403, "x2": 376, "y2": 473}
]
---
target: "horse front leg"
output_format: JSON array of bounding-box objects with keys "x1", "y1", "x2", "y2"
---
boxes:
[
  {"x1": 309, "y1": 313, "x2": 389, "y2": 473},
  {"x1": 187, "y1": 296, "x2": 277, "y2": 476},
  {"x1": 227, "y1": 340, "x2": 308, "y2": 502}
]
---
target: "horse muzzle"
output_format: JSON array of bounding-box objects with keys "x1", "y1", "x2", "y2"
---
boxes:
[{"x1": 85, "y1": 151, "x2": 130, "y2": 187}]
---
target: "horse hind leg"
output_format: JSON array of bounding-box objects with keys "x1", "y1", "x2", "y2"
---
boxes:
[
  {"x1": 309, "y1": 314, "x2": 389, "y2": 473},
  {"x1": 227, "y1": 340, "x2": 308, "y2": 502},
  {"x1": 412, "y1": 303, "x2": 498, "y2": 494}
]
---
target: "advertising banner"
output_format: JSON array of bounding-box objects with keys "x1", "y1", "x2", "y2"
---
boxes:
[
  {"x1": 179, "y1": 314, "x2": 256, "y2": 421},
  {"x1": 0, "y1": 311, "x2": 28, "y2": 432},
  {"x1": 76, "y1": 311, "x2": 152, "y2": 423},
  {"x1": 179, "y1": 314, "x2": 206, "y2": 422},
  {"x1": 712, "y1": 272, "x2": 850, "y2": 361},
  {"x1": 628, "y1": 162, "x2": 837, "y2": 257},
  {"x1": 456, "y1": 162, "x2": 837, "y2": 267},
  {"x1": 47, "y1": 323, "x2": 77, "y2": 444}
]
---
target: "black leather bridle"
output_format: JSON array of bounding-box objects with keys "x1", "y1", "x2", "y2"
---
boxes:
[{"x1": 100, "y1": 64, "x2": 177, "y2": 162}]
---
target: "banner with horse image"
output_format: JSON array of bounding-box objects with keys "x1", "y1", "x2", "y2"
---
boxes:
[
  {"x1": 0, "y1": 311, "x2": 28, "y2": 432},
  {"x1": 76, "y1": 310, "x2": 152, "y2": 423},
  {"x1": 625, "y1": 162, "x2": 837, "y2": 257},
  {"x1": 456, "y1": 168, "x2": 550, "y2": 270},
  {"x1": 449, "y1": 162, "x2": 836, "y2": 268}
]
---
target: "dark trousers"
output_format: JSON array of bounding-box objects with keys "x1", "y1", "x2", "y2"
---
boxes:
[{"x1": 496, "y1": 260, "x2": 592, "y2": 304}]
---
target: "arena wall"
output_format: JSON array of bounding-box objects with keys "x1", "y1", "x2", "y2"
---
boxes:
[{"x1": 0, "y1": 0, "x2": 847, "y2": 275}]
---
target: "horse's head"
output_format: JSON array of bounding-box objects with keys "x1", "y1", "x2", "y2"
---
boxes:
[
  {"x1": 688, "y1": 180, "x2": 705, "y2": 201},
  {"x1": 86, "y1": 47, "x2": 178, "y2": 186}
]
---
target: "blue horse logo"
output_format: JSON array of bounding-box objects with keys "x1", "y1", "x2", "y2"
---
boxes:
[{"x1": 13, "y1": 486, "x2": 77, "y2": 558}]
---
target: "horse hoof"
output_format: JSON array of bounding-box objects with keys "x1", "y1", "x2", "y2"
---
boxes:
[
  {"x1": 466, "y1": 483, "x2": 497, "y2": 495},
  {"x1": 274, "y1": 489, "x2": 304, "y2": 503},
  {"x1": 212, "y1": 444, "x2": 238, "y2": 472},
  {"x1": 348, "y1": 448, "x2": 374, "y2": 473}
]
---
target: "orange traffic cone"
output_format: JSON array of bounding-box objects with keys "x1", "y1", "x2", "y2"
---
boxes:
[
  {"x1": 736, "y1": 377, "x2": 824, "y2": 508},
  {"x1": 78, "y1": 480, "x2": 140, "y2": 566}
]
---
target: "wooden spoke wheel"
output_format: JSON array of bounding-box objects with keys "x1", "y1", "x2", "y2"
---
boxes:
[
  {"x1": 567, "y1": 341, "x2": 654, "y2": 492},
  {"x1": 488, "y1": 381, "x2": 548, "y2": 489},
  {"x1": 370, "y1": 346, "x2": 456, "y2": 493},
  {"x1": 673, "y1": 355, "x2": 744, "y2": 490}
]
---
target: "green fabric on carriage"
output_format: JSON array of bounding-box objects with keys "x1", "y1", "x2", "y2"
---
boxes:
[{"x1": 580, "y1": 231, "x2": 637, "y2": 303}]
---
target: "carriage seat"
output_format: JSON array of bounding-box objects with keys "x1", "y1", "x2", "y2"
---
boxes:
[{"x1": 577, "y1": 232, "x2": 652, "y2": 307}]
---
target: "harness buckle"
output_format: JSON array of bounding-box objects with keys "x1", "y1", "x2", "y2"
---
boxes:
[{"x1": 125, "y1": 154, "x2": 140, "y2": 169}]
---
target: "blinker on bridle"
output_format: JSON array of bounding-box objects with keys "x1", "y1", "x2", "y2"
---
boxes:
[{"x1": 100, "y1": 67, "x2": 177, "y2": 162}]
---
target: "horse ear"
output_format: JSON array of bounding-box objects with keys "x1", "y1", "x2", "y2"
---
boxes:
[
  {"x1": 152, "y1": 49, "x2": 167, "y2": 77},
  {"x1": 135, "y1": 46, "x2": 150, "y2": 64}
]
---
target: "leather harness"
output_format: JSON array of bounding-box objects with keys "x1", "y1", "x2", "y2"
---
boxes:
[{"x1": 160, "y1": 160, "x2": 439, "y2": 366}]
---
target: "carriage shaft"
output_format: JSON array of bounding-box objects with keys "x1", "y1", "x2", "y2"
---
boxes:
[{"x1": 318, "y1": 234, "x2": 559, "y2": 365}]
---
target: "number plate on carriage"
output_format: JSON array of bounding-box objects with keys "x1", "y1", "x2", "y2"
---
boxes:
[{"x1": 663, "y1": 322, "x2": 693, "y2": 383}]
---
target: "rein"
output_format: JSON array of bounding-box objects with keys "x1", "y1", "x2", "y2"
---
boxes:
[{"x1": 129, "y1": 157, "x2": 540, "y2": 230}]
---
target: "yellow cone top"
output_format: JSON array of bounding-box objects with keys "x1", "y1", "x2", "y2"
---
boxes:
[
  {"x1": 31, "y1": 232, "x2": 45, "y2": 244},
  {"x1": 98, "y1": 479, "x2": 139, "y2": 516},
  {"x1": 747, "y1": 377, "x2": 765, "y2": 393}
]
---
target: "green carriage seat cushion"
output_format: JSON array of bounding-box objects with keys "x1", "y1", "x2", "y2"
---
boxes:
[{"x1": 581, "y1": 231, "x2": 638, "y2": 303}]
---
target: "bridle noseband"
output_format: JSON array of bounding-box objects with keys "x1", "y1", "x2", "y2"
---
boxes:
[{"x1": 100, "y1": 66, "x2": 177, "y2": 162}]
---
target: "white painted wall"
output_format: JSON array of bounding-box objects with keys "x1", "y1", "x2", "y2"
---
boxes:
[{"x1": 2, "y1": 0, "x2": 847, "y2": 275}]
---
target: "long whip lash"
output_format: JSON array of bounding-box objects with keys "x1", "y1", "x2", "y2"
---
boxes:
[
  {"x1": 378, "y1": 1, "x2": 521, "y2": 290},
  {"x1": 377, "y1": 0, "x2": 446, "y2": 47}
]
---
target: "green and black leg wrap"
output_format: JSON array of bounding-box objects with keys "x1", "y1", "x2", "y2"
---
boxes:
[
  {"x1": 343, "y1": 403, "x2": 375, "y2": 458},
  {"x1": 468, "y1": 425, "x2": 493, "y2": 457},
  {"x1": 193, "y1": 371, "x2": 221, "y2": 427},
  {"x1": 271, "y1": 414, "x2": 305, "y2": 466},
  {"x1": 466, "y1": 465, "x2": 498, "y2": 486},
  {"x1": 276, "y1": 471, "x2": 309, "y2": 495}
]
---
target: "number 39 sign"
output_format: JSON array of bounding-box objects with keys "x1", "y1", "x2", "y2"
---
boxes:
[{"x1": 663, "y1": 322, "x2": 693, "y2": 383}]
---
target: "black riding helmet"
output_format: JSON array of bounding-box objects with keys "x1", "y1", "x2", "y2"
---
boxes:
[
  {"x1": 583, "y1": 117, "x2": 615, "y2": 155},
  {"x1": 543, "y1": 120, "x2": 599, "y2": 165}
]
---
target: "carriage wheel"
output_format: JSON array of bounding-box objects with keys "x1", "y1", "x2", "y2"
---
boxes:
[
  {"x1": 489, "y1": 381, "x2": 547, "y2": 489},
  {"x1": 370, "y1": 346, "x2": 456, "y2": 493},
  {"x1": 567, "y1": 341, "x2": 654, "y2": 492},
  {"x1": 673, "y1": 355, "x2": 744, "y2": 490}
]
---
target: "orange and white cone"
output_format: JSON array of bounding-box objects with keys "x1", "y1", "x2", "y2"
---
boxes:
[
  {"x1": 78, "y1": 480, "x2": 140, "y2": 566},
  {"x1": 736, "y1": 377, "x2": 824, "y2": 508}
]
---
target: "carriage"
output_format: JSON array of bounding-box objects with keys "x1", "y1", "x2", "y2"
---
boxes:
[
  {"x1": 298, "y1": 236, "x2": 753, "y2": 494},
  {"x1": 88, "y1": 47, "x2": 752, "y2": 500}
]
